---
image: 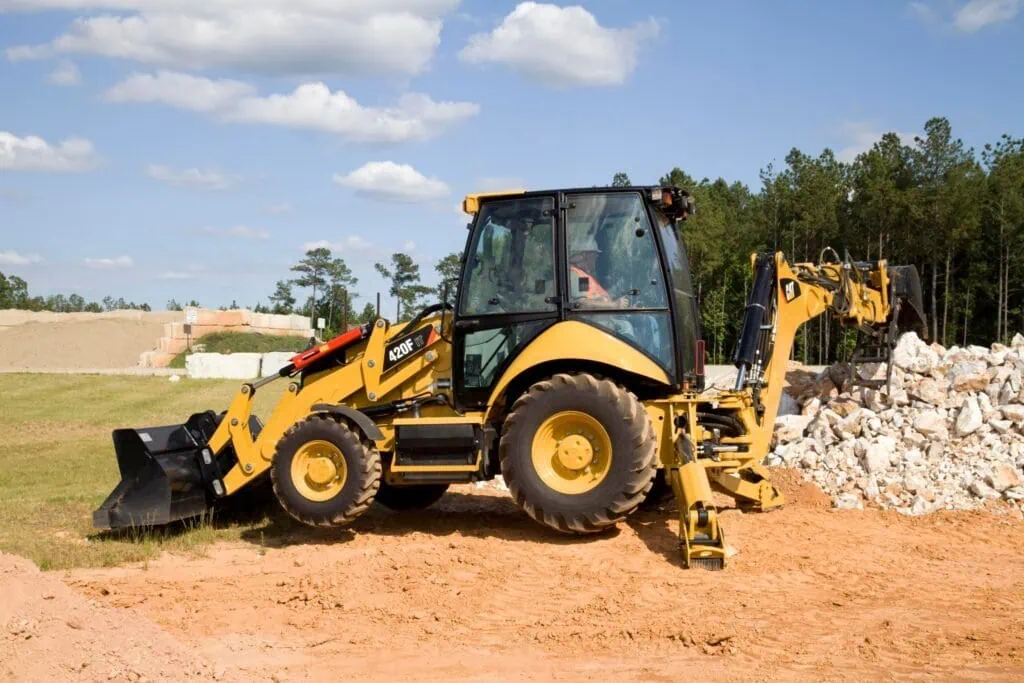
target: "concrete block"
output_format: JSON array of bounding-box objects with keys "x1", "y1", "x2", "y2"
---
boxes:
[
  {"x1": 186, "y1": 308, "x2": 248, "y2": 327},
  {"x1": 138, "y1": 350, "x2": 178, "y2": 368},
  {"x1": 261, "y1": 352, "x2": 296, "y2": 377},
  {"x1": 186, "y1": 352, "x2": 262, "y2": 379},
  {"x1": 159, "y1": 337, "x2": 188, "y2": 354}
]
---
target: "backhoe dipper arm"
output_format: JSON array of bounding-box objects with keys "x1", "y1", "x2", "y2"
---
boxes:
[{"x1": 732, "y1": 251, "x2": 924, "y2": 440}]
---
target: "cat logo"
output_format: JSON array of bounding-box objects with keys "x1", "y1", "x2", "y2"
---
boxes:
[{"x1": 781, "y1": 278, "x2": 801, "y2": 303}]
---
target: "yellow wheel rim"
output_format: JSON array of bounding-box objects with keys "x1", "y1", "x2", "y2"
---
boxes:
[
  {"x1": 531, "y1": 411, "x2": 612, "y2": 495},
  {"x1": 290, "y1": 440, "x2": 347, "y2": 502}
]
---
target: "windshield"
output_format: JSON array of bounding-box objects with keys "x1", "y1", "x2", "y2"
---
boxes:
[{"x1": 459, "y1": 196, "x2": 556, "y2": 316}]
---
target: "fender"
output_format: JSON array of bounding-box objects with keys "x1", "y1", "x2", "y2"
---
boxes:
[
  {"x1": 486, "y1": 320, "x2": 671, "y2": 414},
  {"x1": 310, "y1": 404, "x2": 385, "y2": 441}
]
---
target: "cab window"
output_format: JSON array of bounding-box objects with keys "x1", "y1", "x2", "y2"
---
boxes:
[
  {"x1": 565, "y1": 192, "x2": 674, "y2": 376},
  {"x1": 566, "y1": 193, "x2": 667, "y2": 310},
  {"x1": 460, "y1": 196, "x2": 557, "y2": 316}
]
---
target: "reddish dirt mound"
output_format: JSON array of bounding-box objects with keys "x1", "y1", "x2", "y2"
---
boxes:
[
  {"x1": 61, "y1": 481, "x2": 1024, "y2": 682},
  {"x1": 0, "y1": 552, "x2": 232, "y2": 682}
]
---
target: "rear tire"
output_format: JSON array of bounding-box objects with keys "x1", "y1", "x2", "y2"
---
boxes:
[
  {"x1": 375, "y1": 481, "x2": 449, "y2": 511},
  {"x1": 271, "y1": 414, "x2": 381, "y2": 527},
  {"x1": 499, "y1": 372, "x2": 656, "y2": 534}
]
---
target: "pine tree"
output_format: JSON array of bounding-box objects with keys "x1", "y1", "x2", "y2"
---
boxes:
[{"x1": 374, "y1": 252, "x2": 433, "y2": 322}]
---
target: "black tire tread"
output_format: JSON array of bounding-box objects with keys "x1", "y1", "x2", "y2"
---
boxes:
[
  {"x1": 375, "y1": 481, "x2": 449, "y2": 511},
  {"x1": 270, "y1": 413, "x2": 381, "y2": 527},
  {"x1": 499, "y1": 372, "x2": 657, "y2": 535}
]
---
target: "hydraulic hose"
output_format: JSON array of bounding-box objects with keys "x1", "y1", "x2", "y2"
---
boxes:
[{"x1": 733, "y1": 254, "x2": 776, "y2": 390}]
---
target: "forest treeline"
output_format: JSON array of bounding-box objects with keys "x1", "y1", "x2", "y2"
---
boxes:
[{"x1": 641, "y1": 116, "x2": 1023, "y2": 363}]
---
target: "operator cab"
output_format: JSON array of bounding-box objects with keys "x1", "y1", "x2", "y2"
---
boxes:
[{"x1": 452, "y1": 186, "x2": 702, "y2": 408}]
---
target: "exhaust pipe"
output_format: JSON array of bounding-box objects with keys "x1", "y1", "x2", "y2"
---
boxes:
[{"x1": 93, "y1": 410, "x2": 262, "y2": 531}]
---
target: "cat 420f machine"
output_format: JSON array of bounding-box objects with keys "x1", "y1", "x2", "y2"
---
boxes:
[{"x1": 94, "y1": 185, "x2": 926, "y2": 569}]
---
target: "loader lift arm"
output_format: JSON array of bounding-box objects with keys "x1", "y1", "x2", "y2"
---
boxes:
[{"x1": 666, "y1": 249, "x2": 926, "y2": 569}]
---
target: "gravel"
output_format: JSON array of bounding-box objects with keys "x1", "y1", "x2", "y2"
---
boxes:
[{"x1": 768, "y1": 332, "x2": 1024, "y2": 515}]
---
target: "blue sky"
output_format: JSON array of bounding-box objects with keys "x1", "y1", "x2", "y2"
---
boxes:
[{"x1": 1, "y1": 0, "x2": 1022, "y2": 312}]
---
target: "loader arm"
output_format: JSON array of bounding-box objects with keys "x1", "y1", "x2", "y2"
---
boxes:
[{"x1": 664, "y1": 250, "x2": 926, "y2": 569}]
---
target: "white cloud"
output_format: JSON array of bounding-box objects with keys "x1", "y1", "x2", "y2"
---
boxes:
[
  {"x1": 147, "y1": 163, "x2": 241, "y2": 191},
  {"x1": 105, "y1": 72, "x2": 479, "y2": 142},
  {"x1": 909, "y1": 0, "x2": 1019, "y2": 31},
  {"x1": 0, "y1": 250, "x2": 43, "y2": 265},
  {"x1": 202, "y1": 225, "x2": 270, "y2": 240},
  {"x1": 302, "y1": 236, "x2": 375, "y2": 253},
  {"x1": 459, "y1": 2, "x2": 658, "y2": 86},
  {"x1": 402, "y1": 240, "x2": 417, "y2": 251},
  {"x1": 333, "y1": 161, "x2": 449, "y2": 202},
  {"x1": 84, "y1": 255, "x2": 134, "y2": 269},
  {"x1": 836, "y1": 122, "x2": 919, "y2": 163},
  {"x1": 954, "y1": 0, "x2": 1019, "y2": 31},
  {"x1": 106, "y1": 71, "x2": 255, "y2": 112},
  {"x1": 48, "y1": 60, "x2": 80, "y2": 85},
  {"x1": 5, "y1": 1, "x2": 459, "y2": 77},
  {"x1": 226, "y1": 86, "x2": 479, "y2": 142},
  {"x1": 266, "y1": 202, "x2": 292, "y2": 214},
  {"x1": 0, "y1": 131, "x2": 98, "y2": 172},
  {"x1": 157, "y1": 270, "x2": 193, "y2": 280}
]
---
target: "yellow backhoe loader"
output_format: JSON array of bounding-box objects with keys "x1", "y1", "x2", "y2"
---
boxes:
[{"x1": 94, "y1": 186, "x2": 927, "y2": 569}]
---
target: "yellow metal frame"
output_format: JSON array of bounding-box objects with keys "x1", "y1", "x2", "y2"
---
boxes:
[
  {"x1": 462, "y1": 190, "x2": 527, "y2": 214},
  {"x1": 388, "y1": 416, "x2": 484, "y2": 474},
  {"x1": 212, "y1": 317, "x2": 464, "y2": 495}
]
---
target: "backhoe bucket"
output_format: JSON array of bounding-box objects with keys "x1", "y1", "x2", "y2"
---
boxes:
[
  {"x1": 889, "y1": 264, "x2": 928, "y2": 339},
  {"x1": 92, "y1": 410, "x2": 261, "y2": 531}
]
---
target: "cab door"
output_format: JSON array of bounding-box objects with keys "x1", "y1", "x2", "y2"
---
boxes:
[
  {"x1": 453, "y1": 194, "x2": 561, "y2": 409},
  {"x1": 562, "y1": 191, "x2": 678, "y2": 382}
]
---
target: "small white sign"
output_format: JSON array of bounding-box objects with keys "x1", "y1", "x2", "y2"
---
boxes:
[
  {"x1": 317, "y1": 317, "x2": 326, "y2": 330},
  {"x1": 185, "y1": 308, "x2": 198, "y2": 324}
]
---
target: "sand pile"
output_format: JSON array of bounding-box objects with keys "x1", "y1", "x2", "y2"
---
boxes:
[
  {"x1": 0, "y1": 319, "x2": 168, "y2": 370},
  {"x1": 0, "y1": 552, "x2": 229, "y2": 682}
]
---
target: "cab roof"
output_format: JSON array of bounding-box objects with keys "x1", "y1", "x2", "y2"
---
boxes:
[{"x1": 461, "y1": 185, "x2": 693, "y2": 219}]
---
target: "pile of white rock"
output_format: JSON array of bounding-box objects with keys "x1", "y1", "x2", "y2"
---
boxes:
[{"x1": 768, "y1": 332, "x2": 1024, "y2": 515}]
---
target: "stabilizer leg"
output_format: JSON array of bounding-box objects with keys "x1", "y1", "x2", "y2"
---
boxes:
[
  {"x1": 668, "y1": 437, "x2": 726, "y2": 570},
  {"x1": 710, "y1": 463, "x2": 785, "y2": 512}
]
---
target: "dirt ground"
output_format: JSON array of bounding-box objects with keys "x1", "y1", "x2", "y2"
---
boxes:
[
  {"x1": 0, "y1": 318, "x2": 170, "y2": 370},
  {"x1": 5, "y1": 469, "x2": 1014, "y2": 682},
  {"x1": 0, "y1": 552, "x2": 233, "y2": 682}
]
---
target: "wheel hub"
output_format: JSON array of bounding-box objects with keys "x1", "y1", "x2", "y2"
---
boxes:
[
  {"x1": 556, "y1": 435, "x2": 594, "y2": 471},
  {"x1": 291, "y1": 440, "x2": 347, "y2": 502},
  {"x1": 306, "y1": 457, "x2": 338, "y2": 486},
  {"x1": 531, "y1": 411, "x2": 612, "y2": 495}
]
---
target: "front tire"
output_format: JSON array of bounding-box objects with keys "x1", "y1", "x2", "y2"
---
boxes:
[
  {"x1": 271, "y1": 414, "x2": 381, "y2": 527},
  {"x1": 499, "y1": 372, "x2": 656, "y2": 534}
]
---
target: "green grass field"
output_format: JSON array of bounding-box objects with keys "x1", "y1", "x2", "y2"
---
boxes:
[
  {"x1": 168, "y1": 331, "x2": 309, "y2": 368},
  {"x1": 0, "y1": 373, "x2": 285, "y2": 570}
]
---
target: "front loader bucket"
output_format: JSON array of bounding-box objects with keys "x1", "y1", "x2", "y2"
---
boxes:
[{"x1": 92, "y1": 410, "x2": 262, "y2": 531}]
